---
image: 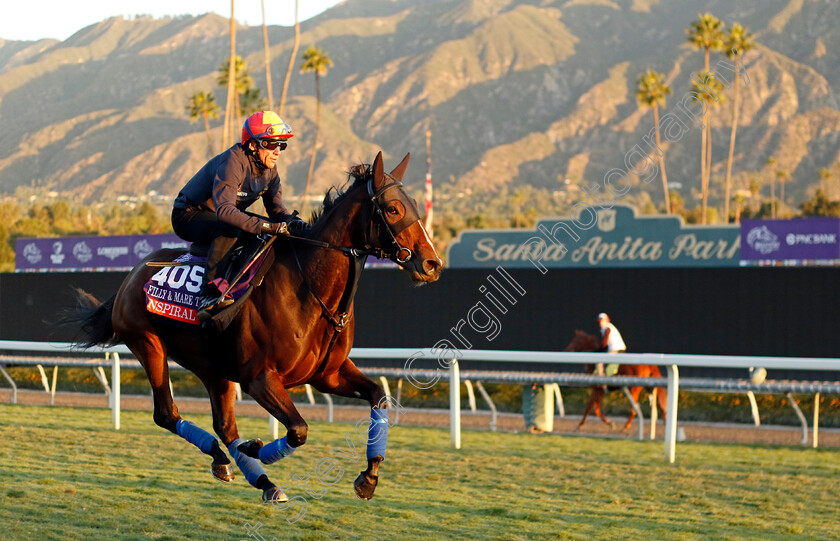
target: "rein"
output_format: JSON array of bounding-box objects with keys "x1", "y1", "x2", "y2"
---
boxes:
[
  {"x1": 289, "y1": 241, "x2": 367, "y2": 376},
  {"x1": 286, "y1": 173, "x2": 416, "y2": 373}
]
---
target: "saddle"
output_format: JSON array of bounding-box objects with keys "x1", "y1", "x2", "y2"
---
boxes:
[{"x1": 143, "y1": 235, "x2": 275, "y2": 329}]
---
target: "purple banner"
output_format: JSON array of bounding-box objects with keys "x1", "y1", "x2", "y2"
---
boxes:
[
  {"x1": 15, "y1": 234, "x2": 189, "y2": 272},
  {"x1": 740, "y1": 218, "x2": 840, "y2": 262}
]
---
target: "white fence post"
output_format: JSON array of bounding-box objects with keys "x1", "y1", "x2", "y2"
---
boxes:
[
  {"x1": 813, "y1": 392, "x2": 820, "y2": 449},
  {"x1": 664, "y1": 364, "x2": 679, "y2": 463},
  {"x1": 0, "y1": 364, "x2": 17, "y2": 404},
  {"x1": 786, "y1": 393, "x2": 808, "y2": 445},
  {"x1": 111, "y1": 352, "x2": 121, "y2": 430},
  {"x1": 747, "y1": 391, "x2": 760, "y2": 426},
  {"x1": 464, "y1": 380, "x2": 477, "y2": 412},
  {"x1": 450, "y1": 358, "x2": 460, "y2": 449},
  {"x1": 551, "y1": 383, "x2": 565, "y2": 418},
  {"x1": 622, "y1": 387, "x2": 644, "y2": 441},
  {"x1": 474, "y1": 381, "x2": 498, "y2": 431}
]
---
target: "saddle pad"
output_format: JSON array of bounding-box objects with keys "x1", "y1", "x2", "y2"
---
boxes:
[
  {"x1": 143, "y1": 245, "x2": 274, "y2": 325},
  {"x1": 143, "y1": 253, "x2": 206, "y2": 325}
]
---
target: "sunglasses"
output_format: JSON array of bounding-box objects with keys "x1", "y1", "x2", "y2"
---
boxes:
[{"x1": 257, "y1": 139, "x2": 287, "y2": 151}]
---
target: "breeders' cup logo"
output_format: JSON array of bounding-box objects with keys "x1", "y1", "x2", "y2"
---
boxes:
[
  {"x1": 73, "y1": 241, "x2": 93, "y2": 263},
  {"x1": 22, "y1": 243, "x2": 42, "y2": 264},
  {"x1": 134, "y1": 239, "x2": 154, "y2": 259},
  {"x1": 50, "y1": 241, "x2": 65, "y2": 264},
  {"x1": 746, "y1": 226, "x2": 780, "y2": 255},
  {"x1": 596, "y1": 208, "x2": 617, "y2": 232}
]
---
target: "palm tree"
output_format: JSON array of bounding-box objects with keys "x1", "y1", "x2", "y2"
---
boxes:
[
  {"x1": 222, "y1": 0, "x2": 237, "y2": 149},
  {"x1": 749, "y1": 177, "x2": 762, "y2": 213},
  {"x1": 279, "y1": 0, "x2": 300, "y2": 116},
  {"x1": 819, "y1": 167, "x2": 832, "y2": 200},
  {"x1": 819, "y1": 167, "x2": 831, "y2": 191},
  {"x1": 732, "y1": 193, "x2": 745, "y2": 223},
  {"x1": 512, "y1": 188, "x2": 525, "y2": 227},
  {"x1": 776, "y1": 170, "x2": 789, "y2": 214},
  {"x1": 261, "y1": 0, "x2": 274, "y2": 111},
  {"x1": 299, "y1": 46, "x2": 333, "y2": 214},
  {"x1": 722, "y1": 23, "x2": 755, "y2": 222},
  {"x1": 217, "y1": 56, "x2": 254, "y2": 127},
  {"x1": 240, "y1": 87, "x2": 267, "y2": 115},
  {"x1": 766, "y1": 156, "x2": 777, "y2": 218},
  {"x1": 687, "y1": 13, "x2": 725, "y2": 223},
  {"x1": 186, "y1": 91, "x2": 220, "y2": 155},
  {"x1": 687, "y1": 13, "x2": 725, "y2": 73},
  {"x1": 691, "y1": 72, "x2": 726, "y2": 223},
  {"x1": 636, "y1": 70, "x2": 672, "y2": 213}
]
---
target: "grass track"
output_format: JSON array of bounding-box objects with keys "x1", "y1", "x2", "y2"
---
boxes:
[{"x1": 1, "y1": 404, "x2": 839, "y2": 540}]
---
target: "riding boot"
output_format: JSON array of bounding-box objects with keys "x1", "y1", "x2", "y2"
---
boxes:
[{"x1": 197, "y1": 235, "x2": 238, "y2": 319}]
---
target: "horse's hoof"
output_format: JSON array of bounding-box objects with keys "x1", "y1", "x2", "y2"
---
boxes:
[
  {"x1": 353, "y1": 471, "x2": 378, "y2": 501},
  {"x1": 263, "y1": 486, "x2": 288, "y2": 503},
  {"x1": 212, "y1": 461, "x2": 234, "y2": 483},
  {"x1": 237, "y1": 439, "x2": 264, "y2": 459}
]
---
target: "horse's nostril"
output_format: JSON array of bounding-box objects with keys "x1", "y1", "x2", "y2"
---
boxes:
[{"x1": 423, "y1": 259, "x2": 441, "y2": 275}]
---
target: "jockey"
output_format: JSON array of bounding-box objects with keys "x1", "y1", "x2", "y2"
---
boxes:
[
  {"x1": 172, "y1": 111, "x2": 306, "y2": 318},
  {"x1": 596, "y1": 312, "x2": 626, "y2": 378}
]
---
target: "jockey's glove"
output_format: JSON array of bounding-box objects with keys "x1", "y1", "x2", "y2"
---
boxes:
[
  {"x1": 261, "y1": 221, "x2": 289, "y2": 236},
  {"x1": 285, "y1": 210, "x2": 311, "y2": 236}
]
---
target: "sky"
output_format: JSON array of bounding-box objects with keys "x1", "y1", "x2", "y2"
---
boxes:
[{"x1": 0, "y1": 0, "x2": 345, "y2": 42}]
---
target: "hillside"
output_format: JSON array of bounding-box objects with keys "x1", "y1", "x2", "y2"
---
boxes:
[{"x1": 0, "y1": 0, "x2": 839, "y2": 222}]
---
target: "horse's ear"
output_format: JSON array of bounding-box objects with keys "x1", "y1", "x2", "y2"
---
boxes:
[
  {"x1": 372, "y1": 151, "x2": 385, "y2": 187},
  {"x1": 389, "y1": 152, "x2": 410, "y2": 181}
]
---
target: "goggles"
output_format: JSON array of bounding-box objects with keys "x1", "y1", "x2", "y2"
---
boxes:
[
  {"x1": 258, "y1": 139, "x2": 287, "y2": 151},
  {"x1": 248, "y1": 121, "x2": 293, "y2": 140}
]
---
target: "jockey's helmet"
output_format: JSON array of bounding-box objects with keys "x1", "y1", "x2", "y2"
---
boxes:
[{"x1": 241, "y1": 111, "x2": 294, "y2": 145}]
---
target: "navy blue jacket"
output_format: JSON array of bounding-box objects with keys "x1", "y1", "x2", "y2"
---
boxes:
[{"x1": 173, "y1": 144, "x2": 288, "y2": 234}]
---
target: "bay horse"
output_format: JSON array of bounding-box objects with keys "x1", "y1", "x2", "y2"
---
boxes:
[
  {"x1": 61, "y1": 152, "x2": 442, "y2": 502},
  {"x1": 564, "y1": 330, "x2": 666, "y2": 431}
]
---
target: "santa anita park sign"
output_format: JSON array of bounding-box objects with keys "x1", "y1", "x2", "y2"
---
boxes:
[{"x1": 446, "y1": 205, "x2": 741, "y2": 269}]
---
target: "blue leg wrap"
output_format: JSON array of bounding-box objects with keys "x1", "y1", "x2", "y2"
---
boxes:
[
  {"x1": 258, "y1": 436, "x2": 296, "y2": 465},
  {"x1": 367, "y1": 408, "x2": 389, "y2": 459},
  {"x1": 176, "y1": 419, "x2": 216, "y2": 455},
  {"x1": 228, "y1": 438, "x2": 268, "y2": 488}
]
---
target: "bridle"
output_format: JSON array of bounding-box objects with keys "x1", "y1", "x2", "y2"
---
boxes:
[
  {"x1": 283, "y1": 170, "x2": 424, "y2": 372},
  {"x1": 365, "y1": 175, "x2": 420, "y2": 264},
  {"x1": 282, "y1": 170, "x2": 420, "y2": 263}
]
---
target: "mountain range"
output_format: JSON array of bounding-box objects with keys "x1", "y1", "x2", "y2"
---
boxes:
[{"x1": 1, "y1": 0, "x2": 839, "y2": 219}]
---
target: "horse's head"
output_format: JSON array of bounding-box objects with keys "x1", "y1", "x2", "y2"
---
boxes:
[
  {"x1": 564, "y1": 330, "x2": 599, "y2": 352},
  {"x1": 365, "y1": 151, "x2": 442, "y2": 283}
]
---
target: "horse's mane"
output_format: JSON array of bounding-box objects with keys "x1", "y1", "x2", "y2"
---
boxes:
[{"x1": 308, "y1": 163, "x2": 370, "y2": 225}]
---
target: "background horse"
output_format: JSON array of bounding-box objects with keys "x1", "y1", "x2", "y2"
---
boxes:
[
  {"x1": 564, "y1": 330, "x2": 666, "y2": 431},
  {"x1": 61, "y1": 152, "x2": 442, "y2": 502}
]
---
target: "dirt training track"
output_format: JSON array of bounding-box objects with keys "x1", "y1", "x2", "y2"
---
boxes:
[{"x1": 3, "y1": 389, "x2": 837, "y2": 448}]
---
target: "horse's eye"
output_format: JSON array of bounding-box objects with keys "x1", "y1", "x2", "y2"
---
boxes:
[{"x1": 387, "y1": 206, "x2": 399, "y2": 215}]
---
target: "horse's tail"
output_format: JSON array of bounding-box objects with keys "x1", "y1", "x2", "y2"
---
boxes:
[{"x1": 56, "y1": 288, "x2": 120, "y2": 348}]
